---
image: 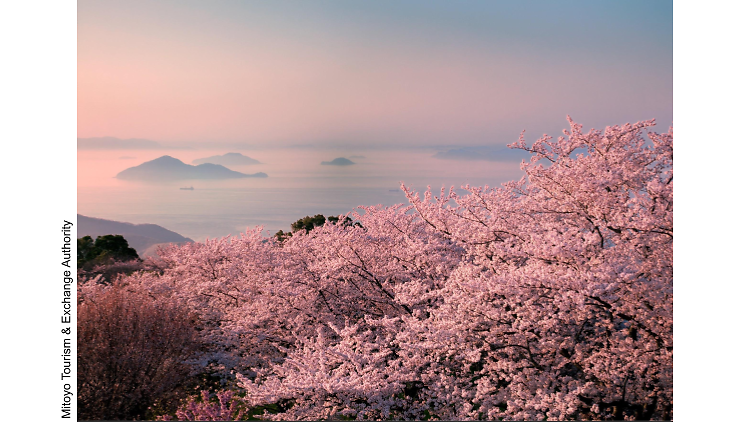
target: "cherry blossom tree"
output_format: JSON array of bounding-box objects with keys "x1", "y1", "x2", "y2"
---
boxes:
[
  {"x1": 101, "y1": 117, "x2": 671, "y2": 421},
  {"x1": 236, "y1": 118, "x2": 672, "y2": 420},
  {"x1": 391, "y1": 118, "x2": 673, "y2": 420}
]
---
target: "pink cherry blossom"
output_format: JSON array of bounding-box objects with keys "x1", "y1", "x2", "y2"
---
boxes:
[{"x1": 95, "y1": 117, "x2": 672, "y2": 421}]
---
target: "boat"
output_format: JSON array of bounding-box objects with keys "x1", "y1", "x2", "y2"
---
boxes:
[{"x1": 179, "y1": 186, "x2": 194, "y2": 190}]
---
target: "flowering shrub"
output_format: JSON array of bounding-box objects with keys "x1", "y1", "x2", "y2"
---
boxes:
[
  {"x1": 77, "y1": 280, "x2": 201, "y2": 420},
  {"x1": 157, "y1": 390, "x2": 246, "y2": 421},
  {"x1": 107, "y1": 118, "x2": 671, "y2": 420},
  {"x1": 77, "y1": 258, "x2": 161, "y2": 283}
]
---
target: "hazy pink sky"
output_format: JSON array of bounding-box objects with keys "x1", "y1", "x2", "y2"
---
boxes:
[{"x1": 78, "y1": 0, "x2": 672, "y2": 147}]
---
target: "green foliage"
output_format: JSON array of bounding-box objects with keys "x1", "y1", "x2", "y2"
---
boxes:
[
  {"x1": 275, "y1": 214, "x2": 362, "y2": 243},
  {"x1": 273, "y1": 230, "x2": 290, "y2": 243},
  {"x1": 244, "y1": 402, "x2": 285, "y2": 420},
  {"x1": 77, "y1": 234, "x2": 140, "y2": 269},
  {"x1": 291, "y1": 214, "x2": 328, "y2": 233}
]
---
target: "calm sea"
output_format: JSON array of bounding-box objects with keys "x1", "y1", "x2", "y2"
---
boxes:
[{"x1": 78, "y1": 148, "x2": 524, "y2": 241}]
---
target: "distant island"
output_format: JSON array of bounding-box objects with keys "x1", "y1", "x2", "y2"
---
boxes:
[
  {"x1": 321, "y1": 157, "x2": 355, "y2": 166},
  {"x1": 77, "y1": 214, "x2": 193, "y2": 257},
  {"x1": 116, "y1": 155, "x2": 268, "y2": 181},
  {"x1": 192, "y1": 152, "x2": 261, "y2": 166},
  {"x1": 78, "y1": 137, "x2": 165, "y2": 150}
]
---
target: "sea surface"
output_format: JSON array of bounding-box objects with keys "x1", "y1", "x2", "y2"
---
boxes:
[{"x1": 78, "y1": 148, "x2": 524, "y2": 241}]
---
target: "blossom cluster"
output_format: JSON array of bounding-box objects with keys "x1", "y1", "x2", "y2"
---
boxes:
[{"x1": 84, "y1": 118, "x2": 672, "y2": 420}]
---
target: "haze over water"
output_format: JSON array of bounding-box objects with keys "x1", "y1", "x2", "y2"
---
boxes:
[
  {"x1": 78, "y1": 147, "x2": 525, "y2": 241},
  {"x1": 78, "y1": 0, "x2": 672, "y2": 242}
]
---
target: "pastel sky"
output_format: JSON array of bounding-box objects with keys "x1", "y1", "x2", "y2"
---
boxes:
[{"x1": 78, "y1": 0, "x2": 672, "y2": 147}]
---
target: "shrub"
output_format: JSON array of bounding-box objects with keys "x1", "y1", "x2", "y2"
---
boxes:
[
  {"x1": 78, "y1": 281, "x2": 200, "y2": 420},
  {"x1": 156, "y1": 390, "x2": 247, "y2": 421}
]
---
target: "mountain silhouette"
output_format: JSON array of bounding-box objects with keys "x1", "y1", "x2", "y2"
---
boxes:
[
  {"x1": 192, "y1": 152, "x2": 261, "y2": 166},
  {"x1": 321, "y1": 157, "x2": 355, "y2": 166},
  {"x1": 116, "y1": 155, "x2": 268, "y2": 181},
  {"x1": 77, "y1": 214, "x2": 193, "y2": 257}
]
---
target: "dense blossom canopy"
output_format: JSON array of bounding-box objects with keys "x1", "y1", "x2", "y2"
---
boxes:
[{"x1": 81, "y1": 118, "x2": 673, "y2": 421}]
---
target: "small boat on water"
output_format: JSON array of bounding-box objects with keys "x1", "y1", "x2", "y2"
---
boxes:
[{"x1": 179, "y1": 186, "x2": 194, "y2": 190}]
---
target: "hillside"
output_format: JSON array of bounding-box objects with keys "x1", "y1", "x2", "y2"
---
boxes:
[{"x1": 77, "y1": 214, "x2": 193, "y2": 257}]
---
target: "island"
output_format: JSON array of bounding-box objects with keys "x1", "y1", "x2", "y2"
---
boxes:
[
  {"x1": 321, "y1": 157, "x2": 355, "y2": 166},
  {"x1": 116, "y1": 155, "x2": 268, "y2": 181},
  {"x1": 192, "y1": 152, "x2": 262, "y2": 166}
]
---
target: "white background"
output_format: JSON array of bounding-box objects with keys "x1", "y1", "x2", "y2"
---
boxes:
[
  {"x1": 1, "y1": 1, "x2": 747, "y2": 420},
  {"x1": 2, "y1": 1, "x2": 77, "y2": 419}
]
